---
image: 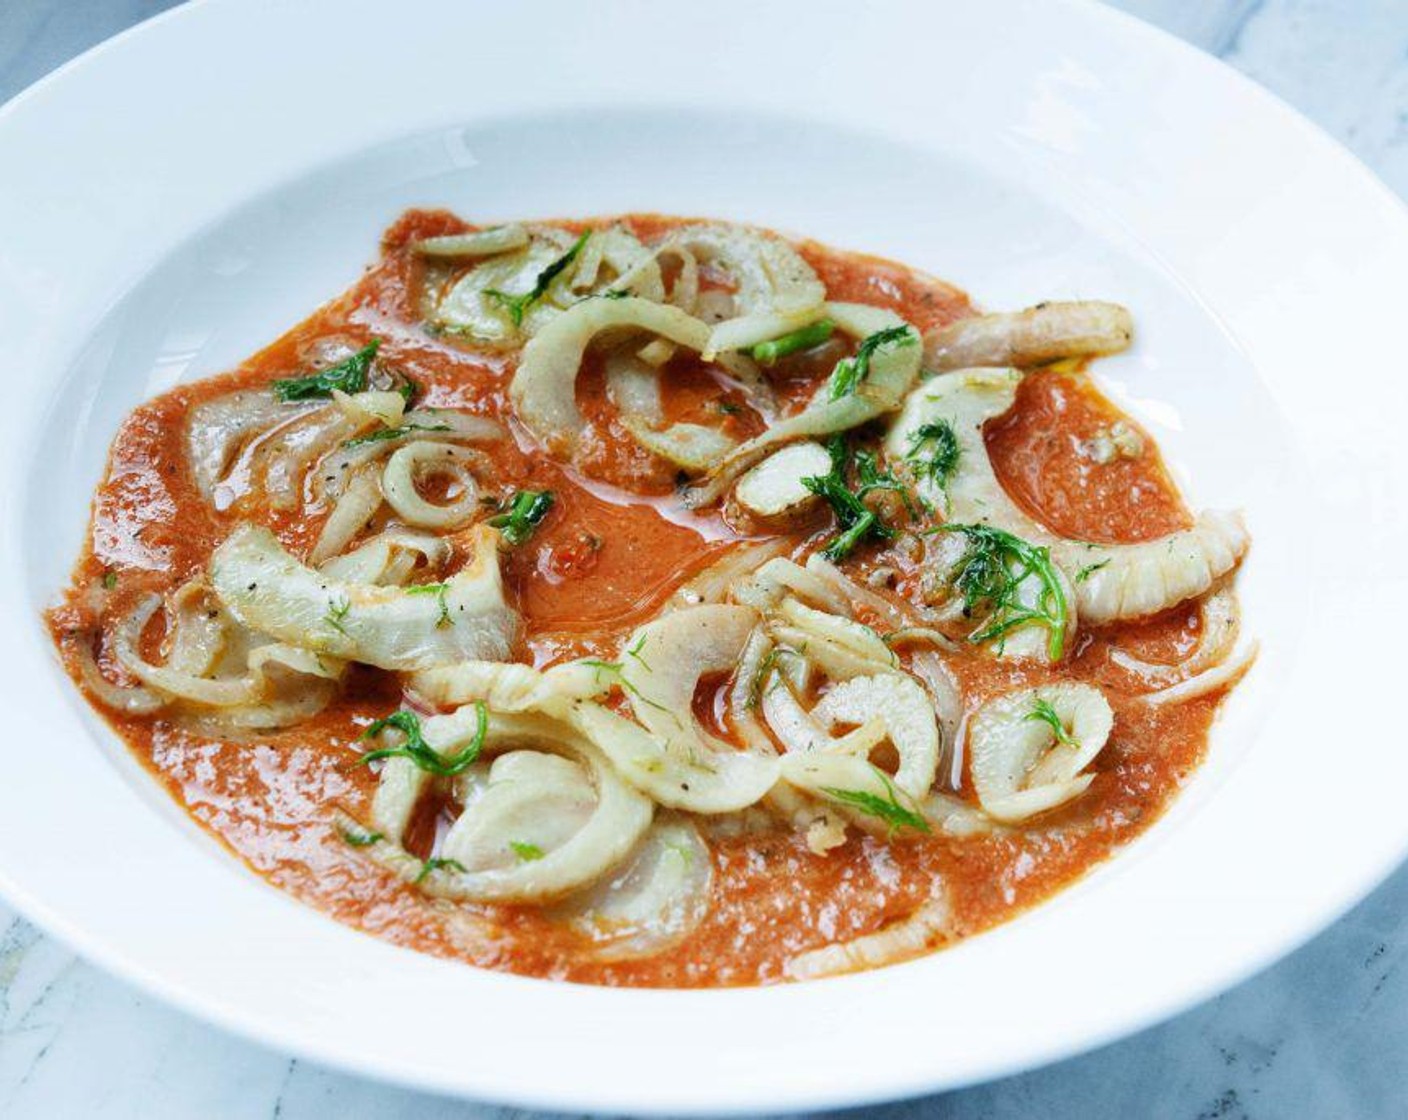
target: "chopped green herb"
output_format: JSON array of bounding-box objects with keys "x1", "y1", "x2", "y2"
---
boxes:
[
  {"x1": 509, "y1": 841, "x2": 545, "y2": 862},
  {"x1": 580, "y1": 658, "x2": 673, "y2": 716},
  {"x1": 272, "y1": 340, "x2": 381, "y2": 401},
  {"x1": 716, "y1": 401, "x2": 743, "y2": 415},
  {"x1": 1026, "y1": 698, "x2": 1078, "y2": 747},
  {"x1": 906, "y1": 419, "x2": 960, "y2": 491},
  {"x1": 801, "y1": 436, "x2": 897, "y2": 561},
  {"x1": 746, "y1": 645, "x2": 796, "y2": 709},
  {"x1": 827, "y1": 325, "x2": 917, "y2": 401},
  {"x1": 405, "y1": 581, "x2": 451, "y2": 628},
  {"x1": 749, "y1": 318, "x2": 835, "y2": 365},
  {"x1": 625, "y1": 634, "x2": 651, "y2": 673},
  {"x1": 336, "y1": 820, "x2": 383, "y2": 848},
  {"x1": 353, "y1": 703, "x2": 487, "y2": 777},
  {"x1": 853, "y1": 448, "x2": 923, "y2": 519},
  {"x1": 581, "y1": 657, "x2": 623, "y2": 683},
  {"x1": 1075, "y1": 559, "x2": 1110, "y2": 583},
  {"x1": 343, "y1": 422, "x2": 452, "y2": 448},
  {"x1": 931, "y1": 523, "x2": 1069, "y2": 660},
  {"x1": 488, "y1": 489, "x2": 555, "y2": 546},
  {"x1": 397, "y1": 376, "x2": 421, "y2": 405},
  {"x1": 323, "y1": 595, "x2": 351, "y2": 636},
  {"x1": 486, "y1": 231, "x2": 591, "y2": 327},
  {"x1": 414, "y1": 856, "x2": 467, "y2": 884},
  {"x1": 820, "y1": 766, "x2": 931, "y2": 836},
  {"x1": 101, "y1": 569, "x2": 118, "y2": 590}
]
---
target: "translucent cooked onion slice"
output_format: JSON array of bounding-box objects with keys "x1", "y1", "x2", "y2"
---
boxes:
[
  {"x1": 381, "y1": 442, "x2": 483, "y2": 529},
  {"x1": 1111, "y1": 583, "x2": 1239, "y2": 683},
  {"x1": 611, "y1": 604, "x2": 782, "y2": 812},
  {"x1": 210, "y1": 523, "x2": 518, "y2": 670},
  {"x1": 968, "y1": 683, "x2": 1113, "y2": 822},
  {"x1": 512, "y1": 295, "x2": 757, "y2": 469},
  {"x1": 109, "y1": 592, "x2": 344, "y2": 728},
  {"x1": 366, "y1": 708, "x2": 654, "y2": 905},
  {"x1": 1140, "y1": 641, "x2": 1258, "y2": 706},
  {"x1": 922, "y1": 300, "x2": 1133, "y2": 372},
  {"x1": 317, "y1": 528, "x2": 450, "y2": 586},
  {"x1": 186, "y1": 389, "x2": 297, "y2": 501},
  {"x1": 557, "y1": 816, "x2": 713, "y2": 960},
  {"x1": 1050, "y1": 512, "x2": 1249, "y2": 626},
  {"x1": 439, "y1": 751, "x2": 598, "y2": 872},
  {"x1": 434, "y1": 225, "x2": 660, "y2": 345}
]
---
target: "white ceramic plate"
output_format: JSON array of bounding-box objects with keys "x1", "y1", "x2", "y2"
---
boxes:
[{"x1": 2, "y1": 0, "x2": 1405, "y2": 1112}]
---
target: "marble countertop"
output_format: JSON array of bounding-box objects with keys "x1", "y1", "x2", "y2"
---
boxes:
[{"x1": 3, "y1": 1, "x2": 1405, "y2": 1116}]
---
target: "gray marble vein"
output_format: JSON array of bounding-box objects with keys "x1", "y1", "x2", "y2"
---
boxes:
[{"x1": 2, "y1": 0, "x2": 1406, "y2": 1116}]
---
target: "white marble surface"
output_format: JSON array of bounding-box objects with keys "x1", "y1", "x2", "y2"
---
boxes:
[{"x1": 3, "y1": 1, "x2": 1406, "y2": 1116}]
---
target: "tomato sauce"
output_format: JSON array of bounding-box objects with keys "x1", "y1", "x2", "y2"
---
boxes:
[{"x1": 48, "y1": 211, "x2": 1225, "y2": 986}]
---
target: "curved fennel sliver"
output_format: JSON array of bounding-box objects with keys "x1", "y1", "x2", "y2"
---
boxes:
[
  {"x1": 764, "y1": 672, "x2": 939, "y2": 832},
  {"x1": 605, "y1": 350, "x2": 738, "y2": 470},
  {"x1": 572, "y1": 702, "x2": 782, "y2": 815},
  {"x1": 409, "y1": 654, "x2": 780, "y2": 814},
  {"x1": 556, "y1": 815, "x2": 713, "y2": 961},
  {"x1": 511, "y1": 296, "x2": 748, "y2": 459},
  {"x1": 439, "y1": 751, "x2": 597, "y2": 872},
  {"x1": 113, "y1": 592, "x2": 344, "y2": 711},
  {"x1": 922, "y1": 300, "x2": 1133, "y2": 373},
  {"x1": 74, "y1": 636, "x2": 165, "y2": 715},
  {"x1": 317, "y1": 528, "x2": 450, "y2": 586},
  {"x1": 657, "y1": 222, "x2": 827, "y2": 356},
  {"x1": 615, "y1": 603, "x2": 783, "y2": 811},
  {"x1": 186, "y1": 389, "x2": 297, "y2": 502},
  {"x1": 368, "y1": 708, "x2": 653, "y2": 904},
  {"x1": 784, "y1": 888, "x2": 953, "y2": 980},
  {"x1": 1110, "y1": 583, "x2": 1238, "y2": 683},
  {"x1": 779, "y1": 751, "x2": 922, "y2": 836},
  {"x1": 686, "y1": 302, "x2": 922, "y2": 507},
  {"x1": 380, "y1": 442, "x2": 483, "y2": 529},
  {"x1": 810, "y1": 674, "x2": 939, "y2": 799},
  {"x1": 409, "y1": 658, "x2": 607, "y2": 715},
  {"x1": 308, "y1": 408, "x2": 502, "y2": 563},
  {"x1": 210, "y1": 523, "x2": 518, "y2": 670},
  {"x1": 433, "y1": 225, "x2": 660, "y2": 345},
  {"x1": 765, "y1": 597, "x2": 897, "y2": 683},
  {"x1": 669, "y1": 538, "x2": 790, "y2": 608},
  {"x1": 883, "y1": 366, "x2": 1249, "y2": 623},
  {"x1": 732, "y1": 557, "x2": 851, "y2": 616},
  {"x1": 618, "y1": 604, "x2": 755, "y2": 749},
  {"x1": 968, "y1": 682, "x2": 1113, "y2": 822},
  {"x1": 758, "y1": 676, "x2": 832, "y2": 754},
  {"x1": 413, "y1": 223, "x2": 530, "y2": 258},
  {"x1": 1141, "y1": 641, "x2": 1258, "y2": 706}
]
